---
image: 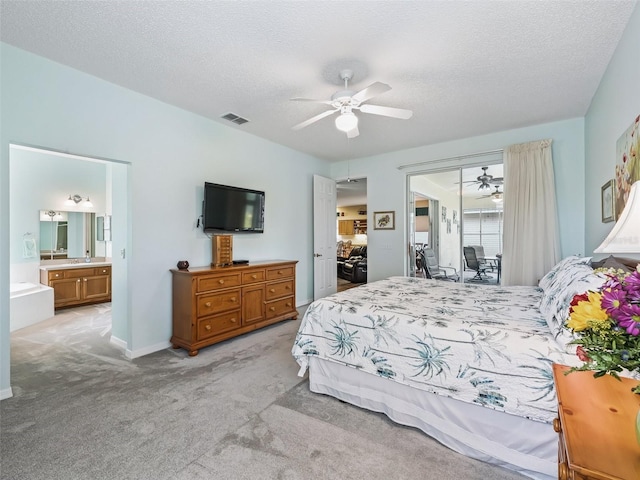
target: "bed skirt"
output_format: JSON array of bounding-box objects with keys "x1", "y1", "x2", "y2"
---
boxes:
[{"x1": 308, "y1": 357, "x2": 556, "y2": 480}]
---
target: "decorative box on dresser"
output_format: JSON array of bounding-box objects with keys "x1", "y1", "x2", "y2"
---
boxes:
[
  {"x1": 552, "y1": 363, "x2": 640, "y2": 480},
  {"x1": 171, "y1": 260, "x2": 298, "y2": 356}
]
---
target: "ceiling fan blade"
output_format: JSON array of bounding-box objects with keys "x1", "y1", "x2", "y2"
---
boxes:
[
  {"x1": 489, "y1": 177, "x2": 504, "y2": 184},
  {"x1": 346, "y1": 125, "x2": 360, "y2": 139},
  {"x1": 351, "y1": 82, "x2": 391, "y2": 104},
  {"x1": 292, "y1": 109, "x2": 337, "y2": 131},
  {"x1": 290, "y1": 97, "x2": 334, "y2": 105},
  {"x1": 360, "y1": 104, "x2": 413, "y2": 119}
]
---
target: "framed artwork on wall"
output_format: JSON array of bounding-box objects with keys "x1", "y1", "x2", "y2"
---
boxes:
[
  {"x1": 374, "y1": 211, "x2": 395, "y2": 230},
  {"x1": 441, "y1": 206, "x2": 447, "y2": 222},
  {"x1": 601, "y1": 179, "x2": 615, "y2": 223},
  {"x1": 615, "y1": 115, "x2": 640, "y2": 219}
]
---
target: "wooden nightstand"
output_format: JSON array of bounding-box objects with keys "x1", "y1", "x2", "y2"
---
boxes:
[{"x1": 552, "y1": 363, "x2": 640, "y2": 480}]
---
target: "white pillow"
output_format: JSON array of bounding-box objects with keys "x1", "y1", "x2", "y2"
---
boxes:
[
  {"x1": 539, "y1": 263, "x2": 606, "y2": 349},
  {"x1": 538, "y1": 255, "x2": 592, "y2": 292}
]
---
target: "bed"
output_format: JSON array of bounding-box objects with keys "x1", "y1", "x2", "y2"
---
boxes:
[{"x1": 292, "y1": 256, "x2": 616, "y2": 480}]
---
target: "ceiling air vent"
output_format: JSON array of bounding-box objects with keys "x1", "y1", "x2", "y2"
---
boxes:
[{"x1": 221, "y1": 112, "x2": 249, "y2": 125}]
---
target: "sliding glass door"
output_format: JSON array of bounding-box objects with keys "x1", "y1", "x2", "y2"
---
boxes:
[{"x1": 407, "y1": 162, "x2": 503, "y2": 284}]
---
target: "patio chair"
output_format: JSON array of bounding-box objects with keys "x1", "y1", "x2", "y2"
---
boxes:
[
  {"x1": 463, "y1": 246, "x2": 489, "y2": 281},
  {"x1": 422, "y1": 248, "x2": 459, "y2": 281}
]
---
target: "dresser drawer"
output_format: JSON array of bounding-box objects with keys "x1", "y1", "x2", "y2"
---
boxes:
[
  {"x1": 242, "y1": 269, "x2": 266, "y2": 284},
  {"x1": 197, "y1": 272, "x2": 241, "y2": 292},
  {"x1": 266, "y1": 266, "x2": 294, "y2": 281},
  {"x1": 265, "y1": 280, "x2": 294, "y2": 300},
  {"x1": 265, "y1": 296, "x2": 295, "y2": 320},
  {"x1": 197, "y1": 289, "x2": 241, "y2": 317},
  {"x1": 197, "y1": 311, "x2": 240, "y2": 340}
]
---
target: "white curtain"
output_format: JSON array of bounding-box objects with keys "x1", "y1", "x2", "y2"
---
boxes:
[{"x1": 502, "y1": 139, "x2": 560, "y2": 286}]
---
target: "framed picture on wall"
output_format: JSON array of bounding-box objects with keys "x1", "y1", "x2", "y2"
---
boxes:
[
  {"x1": 441, "y1": 206, "x2": 447, "y2": 222},
  {"x1": 601, "y1": 179, "x2": 615, "y2": 223},
  {"x1": 374, "y1": 211, "x2": 395, "y2": 230}
]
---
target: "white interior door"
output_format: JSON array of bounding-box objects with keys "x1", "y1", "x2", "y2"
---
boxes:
[{"x1": 313, "y1": 174, "x2": 337, "y2": 300}]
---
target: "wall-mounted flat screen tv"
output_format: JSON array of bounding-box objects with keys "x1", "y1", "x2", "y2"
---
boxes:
[{"x1": 202, "y1": 182, "x2": 265, "y2": 233}]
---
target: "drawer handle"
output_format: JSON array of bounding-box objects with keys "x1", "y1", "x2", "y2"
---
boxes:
[
  {"x1": 77, "y1": 279, "x2": 80, "y2": 283},
  {"x1": 102, "y1": 269, "x2": 107, "y2": 273},
  {"x1": 84, "y1": 278, "x2": 88, "y2": 282},
  {"x1": 269, "y1": 288, "x2": 276, "y2": 293},
  {"x1": 285, "y1": 285, "x2": 291, "y2": 290},
  {"x1": 218, "y1": 279, "x2": 225, "y2": 284},
  {"x1": 269, "y1": 306, "x2": 276, "y2": 312},
  {"x1": 205, "y1": 324, "x2": 211, "y2": 331},
  {"x1": 251, "y1": 274, "x2": 257, "y2": 279},
  {"x1": 231, "y1": 317, "x2": 237, "y2": 323},
  {"x1": 205, "y1": 302, "x2": 212, "y2": 307},
  {"x1": 230, "y1": 297, "x2": 237, "y2": 302},
  {"x1": 55, "y1": 273, "x2": 60, "y2": 278},
  {"x1": 286, "y1": 302, "x2": 292, "y2": 307},
  {"x1": 278, "y1": 270, "x2": 283, "y2": 275},
  {"x1": 553, "y1": 418, "x2": 561, "y2": 433}
]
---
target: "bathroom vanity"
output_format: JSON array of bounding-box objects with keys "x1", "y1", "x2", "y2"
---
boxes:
[{"x1": 40, "y1": 262, "x2": 111, "y2": 309}]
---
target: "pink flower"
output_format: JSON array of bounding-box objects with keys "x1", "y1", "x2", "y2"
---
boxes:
[
  {"x1": 617, "y1": 303, "x2": 640, "y2": 336},
  {"x1": 576, "y1": 345, "x2": 590, "y2": 362}
]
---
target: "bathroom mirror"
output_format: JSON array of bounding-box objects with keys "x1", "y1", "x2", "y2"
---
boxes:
[{"x1": 39, "y1": 210, "x2": 97, "y2": 260}]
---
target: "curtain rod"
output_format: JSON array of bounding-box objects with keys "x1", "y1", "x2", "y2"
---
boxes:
[{"x1": 397, "y1": 148, "x2": 504, "y2": 171}]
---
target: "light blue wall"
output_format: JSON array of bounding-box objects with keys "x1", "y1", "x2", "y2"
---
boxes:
[
  {"x1": 0, "y1": 43, "x2": 329, "y2": 395},
  {"x1": 332, "y1": 118, "x2": 586, "y2": 282},
  {"x1": 585, "y1": 2, "x2": 640, "y2": 256},
  {"x1": 10, "y1": 148, "x2": 107, "y2": 270}
]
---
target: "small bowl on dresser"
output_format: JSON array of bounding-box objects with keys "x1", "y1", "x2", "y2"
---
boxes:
[{"x1": 176, "y1": 260, "x2": 189, "y2": 270}]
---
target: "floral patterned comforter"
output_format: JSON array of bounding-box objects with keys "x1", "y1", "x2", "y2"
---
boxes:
[{"x1": 292, "y1": 276, "x2": 577, "y2": 424}]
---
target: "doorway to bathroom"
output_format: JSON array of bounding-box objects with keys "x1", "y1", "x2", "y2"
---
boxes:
[{"x1": 8, "y1": 144, "x2": 130, "y2": 350}]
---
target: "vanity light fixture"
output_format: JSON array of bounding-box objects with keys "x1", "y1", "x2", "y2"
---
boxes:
[{"x1": 65, "y1": 194, "x2": 93, "y2": 208}]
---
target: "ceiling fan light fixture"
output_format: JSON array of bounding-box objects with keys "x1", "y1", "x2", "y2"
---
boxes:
[{"x1": 335, "y1": 111, "x2": 358, "y2": 133}]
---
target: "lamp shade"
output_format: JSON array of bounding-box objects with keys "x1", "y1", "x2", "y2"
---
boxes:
[
  {"x1": 595, "y1": 180, "x2": 640, "y2": 253},
  {"x1": 335, "y1": 111, "x2": 358, "y2": 133}
]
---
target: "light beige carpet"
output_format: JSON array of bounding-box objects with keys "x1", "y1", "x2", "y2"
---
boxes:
[{"x1": 1, "y1": 303, "x2": 526, "y2": 480}]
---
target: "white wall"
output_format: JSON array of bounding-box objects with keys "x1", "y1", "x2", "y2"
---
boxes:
[
  {"x1": 332, "y1": 117, "x2": 586, "y2": 282},
  {"x1": 0, "y1": 43, "x2": 329, "y2": 396},
  {"x1": 9, "y1": 147, "x2": 108, "y2": 283},
  {"x1": 410, "y1": 176, "x2": 461, "y2": 272},
  {"x1": 585, "y1": 3, "x2": 640, "y2": 258}
]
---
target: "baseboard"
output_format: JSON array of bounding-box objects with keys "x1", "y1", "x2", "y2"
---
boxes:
[
  {"x1": 297, "y1": 298, "x2": 312, "y2": 308},
  {"x1": 0, "y1": 387, "x2": 14, "y2": 401},
  {"x1": 109, "y1": 335, "x2": 127, "y2": 351},
  {"x1": 125, "y1": 341, "x2": 172, "y2": 359},
  {"x1": 110, "y1": 336, "x2": 170, "y2": 359}
]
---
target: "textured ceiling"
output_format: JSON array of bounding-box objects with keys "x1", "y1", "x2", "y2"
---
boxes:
[{"x1": 1, "y1": 1, "x2": 636, "y2": 162}]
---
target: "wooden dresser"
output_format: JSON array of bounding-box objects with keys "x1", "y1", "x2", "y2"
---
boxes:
[
  {"x1": 171, "y1": 260, "x2": 298, "y2": 356},
  {"x1": 552, "y1": 363, "x2": 640, "y2": 480}
]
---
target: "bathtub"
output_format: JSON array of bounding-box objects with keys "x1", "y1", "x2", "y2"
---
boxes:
[{"x1": 10, "y1": 282, "x2": 55, "y2": 332}]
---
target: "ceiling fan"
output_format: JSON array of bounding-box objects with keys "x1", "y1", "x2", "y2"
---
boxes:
[
  {"x1": 478, "y1": 185, "x2": 504, "y2": 203},
  {"x1": 291, "y1": 69, "x2": 413, "y2": 138},
  {"x1": 464, "y1": 166, "x2": 504, "y2": 190}
]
